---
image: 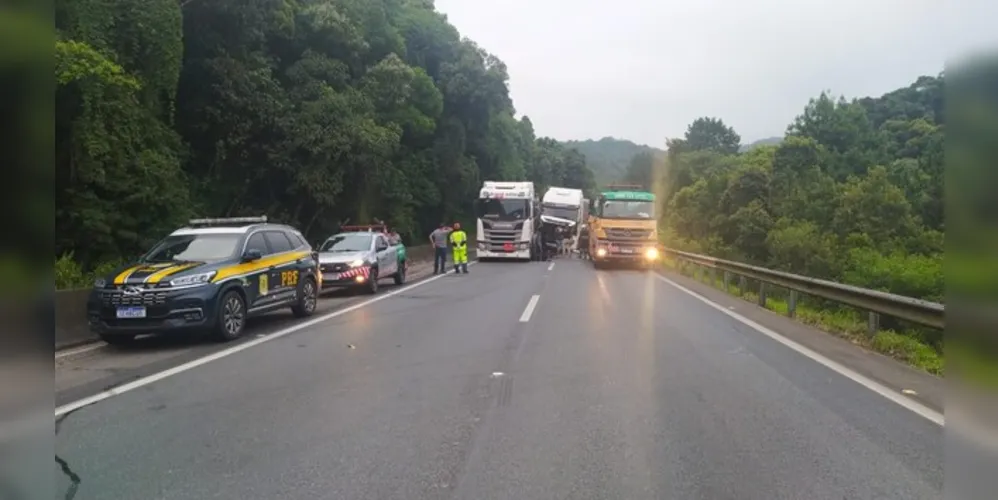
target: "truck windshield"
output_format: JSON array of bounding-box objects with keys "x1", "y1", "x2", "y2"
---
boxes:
[
  {"x1": 542, "y1": 203, "x2": 578, "y2": 222},
  {"x1": 320, "y1": 233, "x2": 373, "y2": 252},
  {"x1": 476, "y1": 198, "x2": 529, "y2": 221},
  {"x1": 142, "y1": 234, "x2": 241, "y2": 263},
  {"x1": 601, "y1": 200, "x2": 655, "y2": 219}
]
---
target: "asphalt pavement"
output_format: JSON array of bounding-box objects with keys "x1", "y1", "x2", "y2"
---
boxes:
[{"x1": 55, "y1": 258, "x2": 944, "y2": 500}]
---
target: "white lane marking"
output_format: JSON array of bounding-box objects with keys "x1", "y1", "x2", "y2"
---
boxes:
[
  {"x1": 653, "y1": 274, "x2": 945, "y2": 427},
  {"x1": 55, "y1": 262, "x2": 478, "y2": 417},
  {"x1": 547, "y1": 262, "x2": 555, "y2": 271},
  {"x1": 519, "y1": 295, "x2": 540, "y2": 323},
  {"x1": 55, "y1": 341, "x2": 108, "y2": 360}
]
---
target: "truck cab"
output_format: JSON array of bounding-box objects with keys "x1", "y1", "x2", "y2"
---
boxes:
[
  {"x1": 474, "y1": 181, "x2": 538, "y2": 261},
  {"x1": 588, "y1": 185, "x2": 660, "y2": 268}
]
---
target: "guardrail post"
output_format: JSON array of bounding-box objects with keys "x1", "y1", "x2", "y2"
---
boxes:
[
  {"x1": 867, "y1": 312, "x2": 880, "y2": 337},
  {"x1": 722, "y1": 271, "x2": 730, "y2": 293},
  {"x1": 709, "y1": 268, "x2": 716, "y2": 287},
  {"x1": 758, "y1": 282, "x2": 767, "y2": 307},
  {"x1": 738, "y1": 276, "x2": 747, "y2": 296},
  {"x1": 788, "y1": 290, "x2": 798, "y2": 318}
]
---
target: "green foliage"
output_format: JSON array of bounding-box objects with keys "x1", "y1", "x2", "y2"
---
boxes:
[
  {"x1": 55, "y1": 0, "x2": 598, "y2": 278},
  {"x1": 649, "y1": 75, "x2": 944, "y2": 304},
  {"x1": 647, "y1": 75, "x2": 946, "y2": 362}
]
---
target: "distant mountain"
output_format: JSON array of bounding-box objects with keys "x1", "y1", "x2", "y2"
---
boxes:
[
  {"x1": 739, "y1": 136, "x2": 783, "y2": 152},
  {"x1": 560, "y1": 137, "x2": 664, "y2": 186}
]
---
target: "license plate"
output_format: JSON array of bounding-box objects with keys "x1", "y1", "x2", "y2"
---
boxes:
[
  {"x1": 330, "y1": 273, "x2": 341, "y2": 280},
  {"x1": 503, "y1": 243, "x2": 514, "y2": 252},
  {"x1": 116, "y1": 306, "x2": 146, "y2": 319},
  {"x1": 619, "y1": 248, "x2": 634, "y2": 254}
]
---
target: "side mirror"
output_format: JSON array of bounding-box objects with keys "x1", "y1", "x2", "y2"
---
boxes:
[{"x1": 241, "y1": 248, "x2": 263, "y2": 262}]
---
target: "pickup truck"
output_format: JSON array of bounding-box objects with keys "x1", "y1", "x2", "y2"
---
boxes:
[{"x1": 316, "y1": 228, "x2": 407, "y2": 294}]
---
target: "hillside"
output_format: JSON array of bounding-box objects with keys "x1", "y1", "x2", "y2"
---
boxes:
[
  {"x1": 739, "y1": 136, "x2": 782, "y2": 152},
  {"x1": 560, "y1": 137, "x2": 664, "y2": 186}
]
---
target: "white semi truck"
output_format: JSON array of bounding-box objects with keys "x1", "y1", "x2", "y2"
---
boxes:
[
  {"x1": 540, "y1": 187, "x2": 585, "y2": 253},
  {"x1": 475, "y1": 181, "x2": 539, "y2": 261}
]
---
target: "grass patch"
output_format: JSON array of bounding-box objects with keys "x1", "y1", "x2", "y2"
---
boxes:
[{"x1": 662, "y1": 257, "x2": 946, "y2": 376}]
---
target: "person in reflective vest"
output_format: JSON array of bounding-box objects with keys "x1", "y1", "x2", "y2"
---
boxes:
[{"x1": 449, "y1": 222, "x2": 469, "y2": 274}]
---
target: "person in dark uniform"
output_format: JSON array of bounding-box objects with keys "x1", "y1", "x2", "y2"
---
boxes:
[{"x1": 577, "y1": 223, "x2": 590, "y2": 260}]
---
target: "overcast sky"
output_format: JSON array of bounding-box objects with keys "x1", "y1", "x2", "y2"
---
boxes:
[{"x1": 433, "y1": 0, "x2": 997, "y2": 147}]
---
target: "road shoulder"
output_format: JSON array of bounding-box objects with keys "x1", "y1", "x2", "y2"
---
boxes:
[{"x1": 656, "y1": 268, "x2": 944, "y2": 413}]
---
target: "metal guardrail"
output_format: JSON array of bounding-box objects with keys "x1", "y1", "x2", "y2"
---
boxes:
[{"x1": 662, "y1": 248, "x2": 944, "y2": 332}]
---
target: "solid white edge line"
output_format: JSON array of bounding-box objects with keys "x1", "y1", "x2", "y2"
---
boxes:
[
  {"x1": 653, "y1": 273, "x2": 946, "y2": 427},
  {"x1": 547, "y1": 262, "x2": 555, "y2": 271},
  {"x1": 54, "y1": 261, "x2": 477, "y2": 417},
  {"x1": 519, "y1": 294, "x2": 540, "y2": 323},
  {"x1": 55, "y1": 341, "x2": 108, "y2": 360}
]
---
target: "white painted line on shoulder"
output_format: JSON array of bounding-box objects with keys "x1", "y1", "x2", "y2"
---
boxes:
[
  {"x1": 653, "y1": 273, "x2": 945, "y2": 427},
  {"x1": 547, "y1": 262, "x2": 555, "y2": 271},
  {"x1": 519, "y1": 295, "x2": 540, "y2": 323},
  {"x1": 55, "y1": 261, "x2": 477, "y2": 417},
  {"x1": 56, "y1": 341, "x2": 108, "y2": 360}
]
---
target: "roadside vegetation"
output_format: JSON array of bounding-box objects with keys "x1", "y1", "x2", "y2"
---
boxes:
[
  {"x1": 55, "y1": 0, "x2": 597, "y2": 288},
  {"x1": 583, "y1": 76, "x2": 948, "y2": 375}
]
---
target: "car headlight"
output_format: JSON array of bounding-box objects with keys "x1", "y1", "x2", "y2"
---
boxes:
[
  {"x1": 349, "y1": 259, "x2": 365, "y2": 268},
  {"x1": 93, "y1": 278, "x2": 106, "y2": 289},
  {"x1": 169, "y1": 271, "x2": 217, "y2": 287}
]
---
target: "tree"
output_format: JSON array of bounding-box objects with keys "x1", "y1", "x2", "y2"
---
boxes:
[{"x1": 683, "y1": 117, "x2": 741, "y2": 155}]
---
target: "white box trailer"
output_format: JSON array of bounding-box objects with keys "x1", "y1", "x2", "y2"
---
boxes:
[{"x1": 474, "y1": 181, "x2": 538, "y2": 261}]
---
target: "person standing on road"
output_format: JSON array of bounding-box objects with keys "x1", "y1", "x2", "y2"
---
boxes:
[
  {"x1": 429, "y1": 223, "x2": 451, "y2": 275},
  {"x1": 449, "y1": 222, "x2": 469, "y2": 274}
]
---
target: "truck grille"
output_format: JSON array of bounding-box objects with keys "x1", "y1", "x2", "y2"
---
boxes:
[
  {"x1": 100, "y1": 289, "x2": 168, "y2": 306},
  {"x1": 605, "y1": 228, "x2": 652, "y2": 241}
]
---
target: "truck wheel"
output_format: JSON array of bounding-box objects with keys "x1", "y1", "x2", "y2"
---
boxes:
[
  {"x1": 393, "y1": 261, "x2": 406, "y2": 285},
  {"x1": 213, "y1": 290, "x2": 247, "y2": 341},
  {"x1": 366, "y1": 267, "x2": 379, "y2": 294},
  {"x1": 291, "y1": 276, "x2": 318, "y2": 318}
]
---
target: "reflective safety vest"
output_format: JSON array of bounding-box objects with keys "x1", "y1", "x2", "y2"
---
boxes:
[{"x1": 449, "y1": 230, "x2": 467, "y2": 248}]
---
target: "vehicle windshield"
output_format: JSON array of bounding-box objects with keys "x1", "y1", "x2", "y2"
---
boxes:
[
  {"x1": 601, "y1": 200, "x2": 655, "y2": 219},
  {"x1": 142, "y1": 234, "x2": 241, "y2": 263},
  {"x1": 320, "y1": 233, "x2": 373, "y2": 252},
  {"x1": 475, "y1": 198, "x2": 530, "y2": 221},
  {"x1": 542, "y1": 203, "x2": 579, "y2": 222}
]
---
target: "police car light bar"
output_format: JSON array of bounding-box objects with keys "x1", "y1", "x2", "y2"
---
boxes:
[{"x1": 188, "y1": 216, "x2": 268, "y2": 227}]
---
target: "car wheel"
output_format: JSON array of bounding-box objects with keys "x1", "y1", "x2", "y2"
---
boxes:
[
  {"x1": 366, "y1": 267, "x2": 379, "y2": 294},
  {"x1": 213, "y1": 290, "x2": 246, "y2": 341},
  {"x1": 99, "y1": 333, "x2": 137, "y2": 346},
  {"x1": 292, "y1": 276, "x2": 318, "y2": 318},
  {"x1": 393, "y1": 262, "x2": 406, "y2": 285}
]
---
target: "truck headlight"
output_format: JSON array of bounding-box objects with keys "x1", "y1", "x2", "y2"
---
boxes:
[
  {"x1": 596, "y1": 248, "x2": 607, "y2": 258},
  {"x1": 169, "y1": 271, "x2": 217, "y2": 287},
  {"x1": 349, "y1": 259, "x2": 365, "y2": 268},
  {"x1": 93, "y1": 278, "x2": 106, "y2": 289},
  {"x1": 644, "y1": 247, "x2": 659, "y2": 260}
]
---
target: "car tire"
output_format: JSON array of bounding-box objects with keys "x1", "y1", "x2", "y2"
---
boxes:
[
  {"x1": 99, "y1": 333, "x2": 137, "y2": 346},
  {"x1": 213, "y1": 290, "x2": 247, "y2": 341},
  {"x1": 291, "y1": 276, "x2": 318, "y2": 318},
  {"x1": 393, "y1": 262, "x2": 406, "y2": 285},
  {"x1": 366, "y1": 267, "x2": 379, "y2": 294}
]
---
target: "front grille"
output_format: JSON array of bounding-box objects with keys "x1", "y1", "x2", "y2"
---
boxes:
[
  {"x1": 100, "y1": 289, "x2": 168, "y2": 306},
  {"x1": 605, "y1": 228, "x2": 652, "y2": 241},
  {"x1": 483, "y1": 228, "x2": 519, "y2": 243},
  {"x1": 321, "y1": 263, "x2": 349, "y2": 273}
]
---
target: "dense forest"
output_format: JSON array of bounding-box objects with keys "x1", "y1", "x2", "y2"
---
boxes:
[
  {"x1": 615, "y1": 76, "x2": 944, "y2": 349},
  {"x1": 55, "y1": 0, "x2": 597, "y2": 275}
]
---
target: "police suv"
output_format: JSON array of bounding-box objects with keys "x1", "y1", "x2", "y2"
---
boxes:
[{"x1": 87, "y1": 216, "x2": 321, "y2": 344}]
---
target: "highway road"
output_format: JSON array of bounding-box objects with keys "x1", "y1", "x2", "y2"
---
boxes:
[{"x1": 54, "y1": 258, "x2": 946, "y2": 500}]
